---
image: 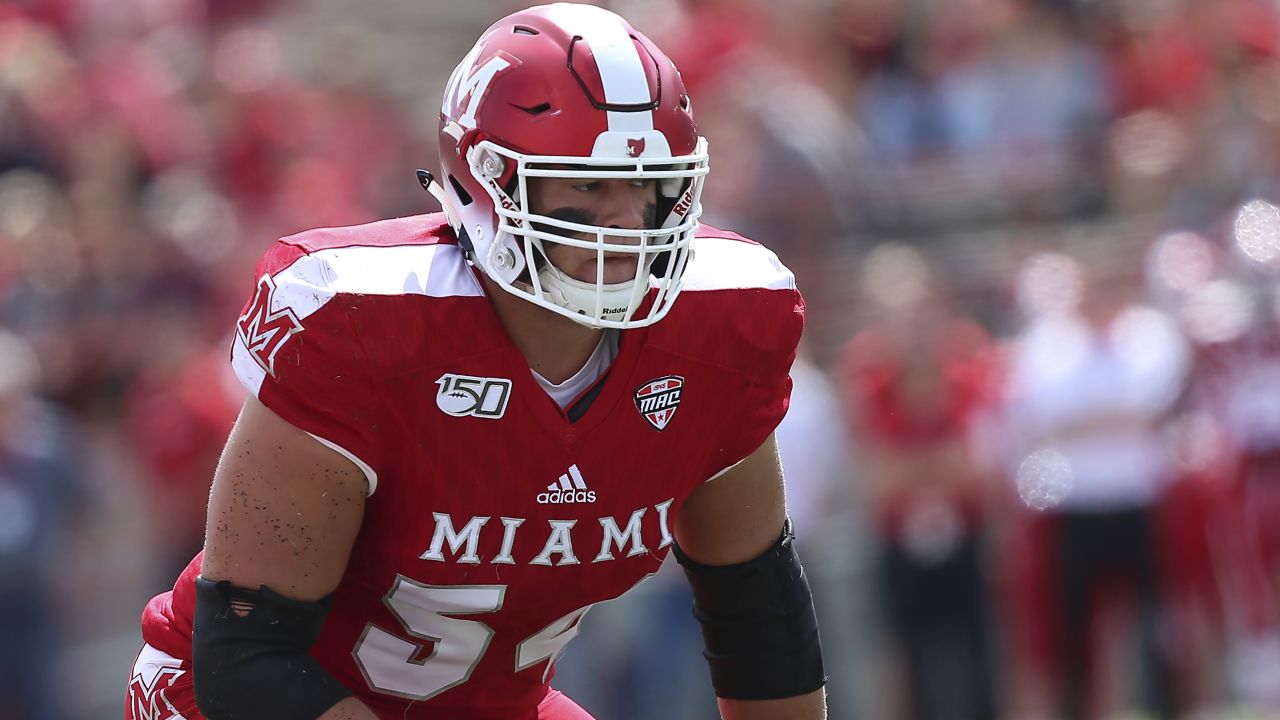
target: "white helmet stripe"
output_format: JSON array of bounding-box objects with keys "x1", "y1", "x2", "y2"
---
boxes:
[
  {"x1": 605, "y1": 110, "x2": 654, "y2": 132},
  {"x1": 542, "y1": 4, "x2": 654, "y2": 133}
]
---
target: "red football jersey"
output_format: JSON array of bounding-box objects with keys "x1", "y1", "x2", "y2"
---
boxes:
[{"x1": 136, "y1": 213, "x2": 803, "y2": 719}]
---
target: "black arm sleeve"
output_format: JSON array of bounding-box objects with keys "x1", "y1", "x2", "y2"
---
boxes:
[
  {"x1": 192, "y1": 577, "x2": 353, "y2": 719},
  {"x1": 672, "y1": 519, "x2": 827, "y2": 700}
]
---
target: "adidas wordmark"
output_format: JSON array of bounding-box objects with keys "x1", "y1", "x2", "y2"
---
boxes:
[{"x1": 537, "y1": 464, "x2": 597, "y2": 504}]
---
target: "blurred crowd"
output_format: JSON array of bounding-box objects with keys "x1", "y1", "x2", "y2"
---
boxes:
[{"x1": 3, "y1": 0, "x2": 1280, "y2": 718}]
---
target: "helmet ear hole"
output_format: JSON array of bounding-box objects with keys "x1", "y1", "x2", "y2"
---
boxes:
[{"x1": 448, "y1": 175, "x2": 474, "y2": 206}]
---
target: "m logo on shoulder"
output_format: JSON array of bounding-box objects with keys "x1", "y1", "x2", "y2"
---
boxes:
[
  {"x1": 436, "y1": 373, "x2": 512, "y2": 419},
  {"x1": 237, "y1": 274, "x2": 303, "y2": 378}
]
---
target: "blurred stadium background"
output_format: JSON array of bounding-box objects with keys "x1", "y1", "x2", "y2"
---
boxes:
[{"x1": 3, "y1": 0, "x2": 1280, "y2": 718}]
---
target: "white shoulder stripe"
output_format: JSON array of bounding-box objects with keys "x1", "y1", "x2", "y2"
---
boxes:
[
  {"x1": 238, "y1": 244, "x2": 474, "y2": 385},
  {"x1": 680, "y1": 236, "x2": 797, "y2": 292},
  {"x1": 232, "y1": 242, "x2": 473, "y2": 496},
  {"x1": 271, "y1": 244, "x2": 479, "y2": 323},
  {"x1": 231, "y1": 332, "x2": 269, "y2": 396}
]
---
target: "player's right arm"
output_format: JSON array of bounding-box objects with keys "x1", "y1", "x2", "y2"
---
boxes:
[
  {"x1": 201, "y1": 396, "x2": 366, "y2": 599},
  {"x1": 195, "y1": 396, "x2": 379, "y2": 719}
]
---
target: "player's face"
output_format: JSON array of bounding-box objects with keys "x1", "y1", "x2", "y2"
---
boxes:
[{"x1": 526, "y1": 174, "x2": 658, "y2": 284}]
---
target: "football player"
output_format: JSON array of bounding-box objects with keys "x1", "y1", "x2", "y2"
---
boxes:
[{"x1": 126, "y1": 4, "x2": 826, "y2": 719}]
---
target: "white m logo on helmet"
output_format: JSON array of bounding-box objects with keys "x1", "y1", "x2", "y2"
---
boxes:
[{"x1": 442, "y1": 48, "x2": 513, "y2": 135}]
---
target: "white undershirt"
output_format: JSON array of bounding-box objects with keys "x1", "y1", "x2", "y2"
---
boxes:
[{"x1": 532, "y1": 329, "x2": 620, "y2": 409}]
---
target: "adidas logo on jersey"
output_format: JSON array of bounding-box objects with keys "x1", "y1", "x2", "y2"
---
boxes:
[{"x1": 537, "y1": 464, "x2": 597, "y2": 504}]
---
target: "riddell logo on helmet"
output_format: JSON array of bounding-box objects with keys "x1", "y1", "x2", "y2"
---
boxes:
[
  {"x1": 487, "y1": 178, "x2": 518, "y2": 210},
  {"x1": 538, "y1": 465, "x2": 597, "y2": 504},
  {"x1": 672, "y1": 189, "x2": 695, "y2": 217}
]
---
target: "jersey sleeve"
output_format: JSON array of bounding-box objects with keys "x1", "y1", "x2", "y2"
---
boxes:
[
  {"x1": 229, "y1": 240, "x2": 382, "y2": 491},
  {"x1": 668, "y1": 228, "x2": 806, "y2": 479},
  {"x1": 706, "y1": 285, "x2": 805, "y2": 477}
]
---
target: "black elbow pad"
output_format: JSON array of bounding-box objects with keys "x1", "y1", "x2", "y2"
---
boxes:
[
  {"x1": 673, "y1": 519, "x2": 826, "y2": 700},
  {"x1": 192, "y1": 577, "x2": 352, "y2": 719}
]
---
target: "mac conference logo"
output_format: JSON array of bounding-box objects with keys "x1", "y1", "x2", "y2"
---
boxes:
[{"x1": 634, "y1": 375, "x2": 683, "y2": 431}]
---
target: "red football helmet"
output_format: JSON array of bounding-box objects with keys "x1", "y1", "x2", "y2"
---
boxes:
[{"x1": 431, "y1": 3, "x2": 708, "y2": 328}]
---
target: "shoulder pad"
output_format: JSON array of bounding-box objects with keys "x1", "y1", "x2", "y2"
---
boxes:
[
  {"x1": 228, "y1": 215, "x2": 481, "y2": 494},
  {"x1": 656, "y1": 230, "x2": 804, "y2": 378}
]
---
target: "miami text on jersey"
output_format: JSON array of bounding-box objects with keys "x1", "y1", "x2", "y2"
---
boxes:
[{"x1": 420, "y1": 498, "x2": 675, "y2": 566}]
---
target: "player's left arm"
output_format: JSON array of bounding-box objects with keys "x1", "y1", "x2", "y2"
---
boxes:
[{"x1": 673, "y1": 433, "x2": 827, "y2": 720}]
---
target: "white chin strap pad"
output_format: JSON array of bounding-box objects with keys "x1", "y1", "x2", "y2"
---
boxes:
[{"x1": 537, "y1": 267, "x2": 647, "y2": 323}]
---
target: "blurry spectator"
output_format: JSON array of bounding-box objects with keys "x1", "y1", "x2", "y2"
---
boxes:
[
  {"x1": 1165, "y1": 231, "x2": 1280, "y2": 711},
  {"x1": 1171, "y1": 330, "x2": 1280, "y2": 712},
  {"x1": 778, "y1": 346, "x2": 850, "y2": 551},
  {"x1": 0, "y1": 330, "x2": 88, "y2": 720},
  {"x1": 648, "y1": 0, "x2": 860, "y2": 286},
  {"x1": 840, "y1": 243, "x2": 1001, "y2": 720},
  {"x1": 0, "y1": 13, "x2": 91, "y2": 177},
  {"x1": 1005, "y1": 254, "x2": 1190, "y2": 720},
  {"x1": 551, "y1": 562, "x2": 718, "y2": 720},
  {"x1": 633, "y1": 0, "x2": 767, "y2": 99},
  {"x1": 1209, "y1": 317, "x2": 1280, "y2": 710},
  {"x1": 123, "y1": 325, "x2": 239, "y2": 581},
  {"x1": 839, "y1": 1, "x2": 1110, "y2": 231},
  {"x1": 930, "y1": 4, "x2": 1109, "y2": 221}
]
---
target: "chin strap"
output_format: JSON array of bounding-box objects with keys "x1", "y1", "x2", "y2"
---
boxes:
[
  {"x1": 415, "y1": 170, "x2": 456, "y2": 223},
  {"x1": 535, "y1": 265, "x2": 645, "y2": 324},
  {"x1": 416, "y1": 169, "x2": 472, "y2": 257}
]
